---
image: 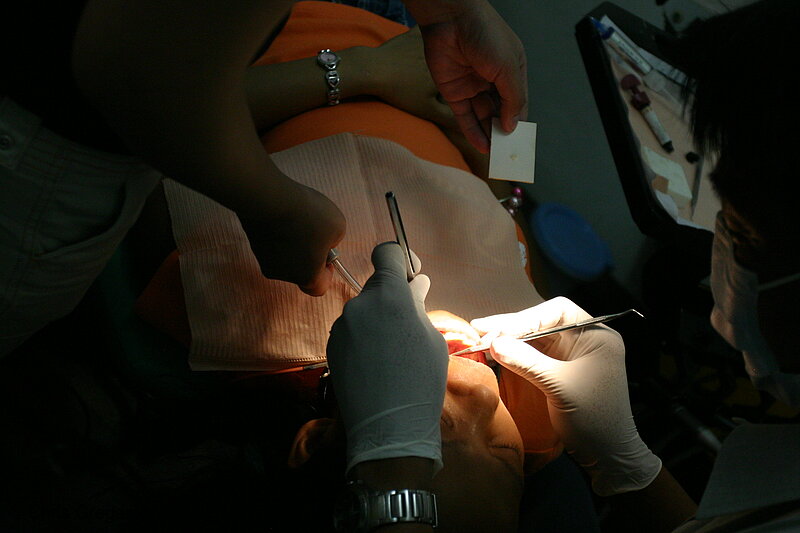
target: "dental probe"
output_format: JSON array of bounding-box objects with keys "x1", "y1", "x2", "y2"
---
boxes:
[
  {"x1": 450, "y1": 308, "x2": 644, "y2": 357},
  {"x1": 327, "y1": 248, "x2": 362, "y2": 294},
  {"x1": 385, "y1": 191, "x2": 416, "y2": 282}
]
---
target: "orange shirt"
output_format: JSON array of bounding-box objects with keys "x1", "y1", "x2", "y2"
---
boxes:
[{"x1": 253, "y1": 1, "x2": 471, "y2": 172}]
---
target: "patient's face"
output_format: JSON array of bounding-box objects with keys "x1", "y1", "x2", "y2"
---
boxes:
[
  {"x1": 419, "y1": 309, "x2": 523, "y2": 531},
  {"x1": 432, "y1": 355, "x2": 524, "y2": 532},
  {"x1": 292, "y1": 313, "x2": 524, "y2": 531}
]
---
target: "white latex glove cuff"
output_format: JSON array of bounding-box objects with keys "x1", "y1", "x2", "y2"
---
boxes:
[
  {"x1": 587, "y1": 438, "x2": 662, "y2": 496},
  {"x1": 345, "y1": 402, "x2": 443, "y2": 474}
]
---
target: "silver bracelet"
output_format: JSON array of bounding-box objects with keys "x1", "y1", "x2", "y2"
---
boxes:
[{"x1": 316, "y1": 49, "x2": 342, "y2": 106}]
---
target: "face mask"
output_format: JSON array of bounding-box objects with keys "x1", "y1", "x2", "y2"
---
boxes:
[{"x1": 710, "y1": 213, "x2": 800, "y2": 407}]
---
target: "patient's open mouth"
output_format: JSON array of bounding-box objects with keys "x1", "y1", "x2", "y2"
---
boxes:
[
  {"x1": 428, "y1": 309, "x2": 489, "y2": 366},
  {"x1": 442, "y1": 331, "x2": 489, "y2": 365}
]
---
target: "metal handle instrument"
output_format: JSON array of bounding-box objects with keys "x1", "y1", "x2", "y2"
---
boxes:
[
  {"x1": 450, "y1": 308, "x2": 644, "y2": 357},
  {"x1": 385, "y1": 191, "x2": 416, "y2": 282},
  {"x1": 327, "y1": 248, "x2": 362, "y2": 294}
]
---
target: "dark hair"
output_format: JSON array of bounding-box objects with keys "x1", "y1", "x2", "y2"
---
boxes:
[
  {"x1": 668, "y1": 0, "x2": 800, "y2": 240},
  {"x1": 186, "y1": 370, "x2": 347, "y2": 532},
  {"x1": 266, "y1": 373, "x2": 347, "y2": 532}
]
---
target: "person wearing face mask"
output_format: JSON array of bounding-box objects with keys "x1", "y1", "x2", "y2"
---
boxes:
[
  {"x1": 710, "y1": 208, "x2": 800, "y2": 408},
  {"x1": 466, "y1": 1, "x2": 800, "y2": 531}
]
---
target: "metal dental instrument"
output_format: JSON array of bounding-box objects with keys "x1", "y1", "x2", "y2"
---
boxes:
[
  {"x1": 327, "y1": 248, "x2": 362, "y2": 294},
  {"x1": 385, "y1": 191, "x2": 416, "y2": 281},
  {"x1": 450, "y1": 308, "x2": 644, "y2": 357}
]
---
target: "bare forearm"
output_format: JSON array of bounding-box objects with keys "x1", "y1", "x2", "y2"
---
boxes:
[
  {"x1": 73, "y1": 0, "x2": 299, "y2": 221},
  {"x1": 605, "y1": 466, "x2": 697, "y2": 533},
  {"x1": 246, "y1": 46, "x2": 378, "y2": 132},
  {"x1": 351, "y1": 457, "x2": 435, "y2": 490}
]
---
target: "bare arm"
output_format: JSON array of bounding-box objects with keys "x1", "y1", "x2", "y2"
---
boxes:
[
  {"x1": 72, "y1": 0, "x2": 344, "y2": 295},
  {"x1": 245, "y1": 26, "x2": 456, "y2": 133},
  {"x1": 603, "y1": 466, "x2": 697, "y2": 533}
]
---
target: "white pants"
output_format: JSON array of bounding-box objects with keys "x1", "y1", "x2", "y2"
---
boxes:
[{"x1": 0, "y1": 98, "x2": 161, "y2": 356}]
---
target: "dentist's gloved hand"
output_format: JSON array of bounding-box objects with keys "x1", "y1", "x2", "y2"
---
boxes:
[
  {"x1": 471, "y1": 297, "x2": 662, "y2": 496},
  {"x1": 327, "y1": 242, "x2": 448, "y2": 475}
]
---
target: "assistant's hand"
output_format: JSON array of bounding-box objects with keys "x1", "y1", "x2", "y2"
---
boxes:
[
  {"x1": 408, "y1": 0, "x2": 527, "y2": 153},
  {"x1": 327, "y1": 243, "x2": 449, "y2": 474},
  {"x1": 471, "y1": 297, "x2": 662, "y2": 496},
  {"x1": 370, "y1": 27, "x2": 457, "y2": 130},
  {"x1": 242, "y1": 181, "x2": 345, "y2": 296}
]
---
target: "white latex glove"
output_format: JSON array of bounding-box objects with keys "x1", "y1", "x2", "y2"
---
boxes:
[
  {"x1": 471, "y1": 297, "x2": 662, "y2": 496},
  {"x1": 327, "y1": 242, "x2": 449, "y2": 474}
]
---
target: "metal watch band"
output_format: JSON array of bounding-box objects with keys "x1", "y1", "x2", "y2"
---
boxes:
[
  {"x1": 317, "y1": 49, "x2": 341, "y2": 106},
  {"x1": 325, "y1": 70, "x2": 341, "y2": 106},
  {"x1": 334, "y1": 481, "x2": 439, "y2": 532},
  {"x1": 368, "y1": 488, "x2": 438, "y2": 529}
]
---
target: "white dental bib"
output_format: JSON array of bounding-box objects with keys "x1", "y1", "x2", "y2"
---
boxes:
[{"x1": 165, "y1": 133, "x2": 544, "y2": 371}]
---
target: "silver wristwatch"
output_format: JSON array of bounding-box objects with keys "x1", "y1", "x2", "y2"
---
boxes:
[
  {"x1": 316, "y1": 49, "x2": 342, "y2": 106},
  {"x1": 333, "y1": 480, "x2": 438, "y2": 532}
]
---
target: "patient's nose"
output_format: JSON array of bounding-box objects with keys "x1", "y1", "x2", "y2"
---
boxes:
[{"x1": 447, "y1": 378, "x2": 499, "y2": 423}]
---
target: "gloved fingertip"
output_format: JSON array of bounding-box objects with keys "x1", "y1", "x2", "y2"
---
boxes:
[
  {"x1": 470, "y1": 316, "x2": 509, "y2": 336},
  {"x1": 477, "y1": 330, "x2": 498, "y2": 347},
  {"x1": 370, "y1": 242, "x2": 406, "y2": 275},
  {"x1": 469, "y1": 317, "x2": 490, "y2": 335},
  {"x1": 409, "y1": 248, "x2": 422, "y2": 275},
  {"x1": 409, "y1": 274, "x2": 430, "y2": 306}
]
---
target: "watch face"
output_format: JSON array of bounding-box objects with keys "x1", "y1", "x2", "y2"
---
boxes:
[
  {"x1": 333, "y1": 488, "x2": 366, "y2": 532},
  {"x1": 319, "y1": 51, "x2": 337, "y2": 64}
]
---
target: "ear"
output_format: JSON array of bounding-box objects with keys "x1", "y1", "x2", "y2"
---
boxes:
[{"x1": 287, "y1": 418, "x2": 338, "y2": 468}]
